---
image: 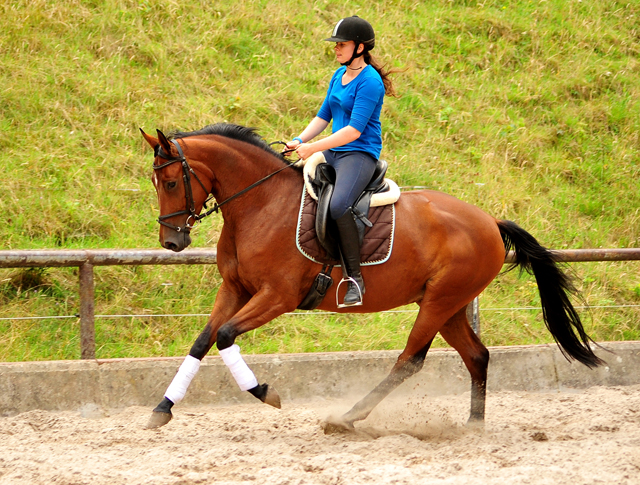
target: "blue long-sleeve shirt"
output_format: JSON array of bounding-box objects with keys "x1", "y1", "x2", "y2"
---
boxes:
[{"x1": 317, "y1": 65, "x2": 385, "y2": 159}]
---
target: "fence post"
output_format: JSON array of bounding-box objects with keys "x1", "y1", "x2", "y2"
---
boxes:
[
  {"x1": 466, "y1": 297, "x2": 481, "y2": 337},
  {"x1": 471, "y1": 297, "x2": 480, "y2": 337},
  {"x1": 79, "y1": 262, "x2": 96, "y2": 359}
]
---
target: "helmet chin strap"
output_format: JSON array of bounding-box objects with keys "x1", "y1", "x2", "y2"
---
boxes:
[{"x1": 340, "y1": 43, "x2": 366, "y2": 69}]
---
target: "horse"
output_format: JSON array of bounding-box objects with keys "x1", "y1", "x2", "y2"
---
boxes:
[{"x1": 141, "y1": 123, "x2": 603, "y2": 432}]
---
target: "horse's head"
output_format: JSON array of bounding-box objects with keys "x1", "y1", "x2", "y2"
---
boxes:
[{"x1": 141, "y1": 128, "x2": 212, "y2": 252}]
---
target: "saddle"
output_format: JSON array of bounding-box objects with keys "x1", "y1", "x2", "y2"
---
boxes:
[
  {"x1": 303, "y1": 152, "x2": 400, "y2": 261},
  {"x1": 296, "y1": 152, "x2": 400, "y2": 310}
]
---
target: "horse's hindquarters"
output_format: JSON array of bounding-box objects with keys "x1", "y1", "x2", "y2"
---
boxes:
[{"x1": 317, "y1": 191, "x2": 505, "y2": 313}]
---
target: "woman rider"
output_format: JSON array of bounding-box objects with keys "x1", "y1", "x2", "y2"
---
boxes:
[{"x1": 287, "y1": 16, "x2": 397, "y2": 307}]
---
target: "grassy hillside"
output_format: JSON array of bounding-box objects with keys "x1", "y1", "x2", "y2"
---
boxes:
[{"x1": 1, "y1": 0, "x2": 639, "y2": 360}]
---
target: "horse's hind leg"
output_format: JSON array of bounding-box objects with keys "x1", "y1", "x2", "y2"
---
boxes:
[
  {"x1": 324, "y1": 339, "x2": 434, "y2": 434},
  {"x1": 325, "y1": 290, "x2": 477, "y2": 434},
  {"x1": 438, "y1": 305, "x2": 489, "y2": 424}
]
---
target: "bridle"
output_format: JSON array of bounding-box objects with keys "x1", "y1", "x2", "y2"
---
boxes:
[
  {"x1": 153, "y1": 139, "x2": 213, "y2": 234},
  {"x1": 153, "y1": 138, "x2": 296, "y2": 234}
]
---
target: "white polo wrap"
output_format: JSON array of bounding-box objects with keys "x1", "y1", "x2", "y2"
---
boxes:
[
  {"x1": 219, "y1": 344, "x2": 259, "y2": 391},
  {"x1": 164, "y1": 355, "x2": 201, "y2": 404}
]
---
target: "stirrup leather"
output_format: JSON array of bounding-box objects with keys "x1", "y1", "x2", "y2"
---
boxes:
[{"x1": 336, "y1": 276, "x2": 364, "y2": 308}]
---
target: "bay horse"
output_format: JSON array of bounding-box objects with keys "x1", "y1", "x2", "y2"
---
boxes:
[{"x1": 141, "y1": 123, "x2": 603, "y2": 432}]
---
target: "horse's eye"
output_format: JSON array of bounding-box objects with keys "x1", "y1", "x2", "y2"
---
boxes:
[{"x1": 166, "y1": 181, "x2": 177, "y2": 190}]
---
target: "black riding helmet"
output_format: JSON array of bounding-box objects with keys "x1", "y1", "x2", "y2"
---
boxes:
[{"x1": 325, "y1": 16, "x2": 375, "y2": 67}]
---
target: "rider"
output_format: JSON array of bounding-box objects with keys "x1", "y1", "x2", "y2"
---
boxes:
[{"x1": 287, "y1": 16, "x2": 397, "y2": 307}]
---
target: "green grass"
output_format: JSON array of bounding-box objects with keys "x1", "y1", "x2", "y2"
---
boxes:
[{"x1": 1, "y1": 0, "x2": 639, "y2": 361}]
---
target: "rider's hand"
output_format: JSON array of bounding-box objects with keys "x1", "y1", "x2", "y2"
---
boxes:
[
  {"x1": 285, "y1": 139, "x2": 301, "y2": 151},
  {"x1": 295, "y1": 143, "x2": 316, "y2": 160}
]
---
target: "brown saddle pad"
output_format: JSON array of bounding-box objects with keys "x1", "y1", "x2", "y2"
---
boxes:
[{"x1": 296, "y1": 186, "x2": 395, "y2": 266}]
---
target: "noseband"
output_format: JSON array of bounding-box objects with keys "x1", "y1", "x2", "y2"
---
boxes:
[
  {"x1": 153, "y1": 139, "x2": 213, "y2": 234},
  {"x1": 153, "y1": 139, "x2": 297, "y2": 234}
]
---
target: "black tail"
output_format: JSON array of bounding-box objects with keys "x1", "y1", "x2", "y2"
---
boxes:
[{"x1": 497, "y1": 220, "x2": 604, "y2": 368}]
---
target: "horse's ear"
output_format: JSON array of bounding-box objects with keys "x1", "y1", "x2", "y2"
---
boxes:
[
  {"x1": 140, "y1": 128, "x2": 159, "y2": 150},
  {"x1": 156, "y1": 129, "x2": 172, "y2": 155}
]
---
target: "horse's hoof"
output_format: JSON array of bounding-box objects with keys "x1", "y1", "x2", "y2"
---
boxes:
[
  {"x1": 465, "y1": 417, "x2": 485, "y2": 430},
  {"x1": 322, "y1": 416, "x2": 355, "y2": 435},
  {"x1": 264, "y1": 386, "x2": 281, "y2": 409},
  {"x1": 145, "y1": 411, "x2": 173, "y2": 429}
]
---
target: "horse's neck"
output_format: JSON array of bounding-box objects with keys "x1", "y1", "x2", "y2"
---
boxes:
[{"x1": 204, "y1": 141, "x2": 301, "y2": 222}]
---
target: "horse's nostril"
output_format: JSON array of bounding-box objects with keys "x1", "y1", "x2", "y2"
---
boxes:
[{"x1": 164, "y1": 241, "x2": 179, "y2": 252}]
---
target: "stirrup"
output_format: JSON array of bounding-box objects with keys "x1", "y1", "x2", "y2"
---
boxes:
[{"x1": 336, "y1": 276, "x2": 363, "y2": 308}]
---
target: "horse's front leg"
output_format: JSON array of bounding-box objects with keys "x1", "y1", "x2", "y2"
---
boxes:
[
  {"x1": 146, "y1": 282, "x2": 250, "y2": 429},
  {"x1": 214, "y1": 287, "x2": 296, "y2": 408},
  {"x1": 146, "y1": 286, "x2": 294, "y2": 429}
]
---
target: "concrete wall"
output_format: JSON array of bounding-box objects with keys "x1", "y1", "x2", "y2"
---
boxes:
[{"x1": 1, "y1": 341, "x2": 638, "y2": 416}]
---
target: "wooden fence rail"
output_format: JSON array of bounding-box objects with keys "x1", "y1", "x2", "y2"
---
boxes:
[{"x1": 1, "y1": 248, "x2": 639, "y2": 359}]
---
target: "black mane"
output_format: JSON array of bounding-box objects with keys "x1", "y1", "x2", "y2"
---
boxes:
[{"x1": 169, "y1": 123, "x2": 286, "y2": 161}]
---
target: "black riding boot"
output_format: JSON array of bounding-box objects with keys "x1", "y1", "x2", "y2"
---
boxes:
[{"x1": 336, "y1": 211, "x2": 365, "y2": 307}]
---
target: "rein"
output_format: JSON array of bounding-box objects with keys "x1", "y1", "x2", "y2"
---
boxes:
[{"x1": 153, "y1": 139, "x2": 297, "y2": 233}]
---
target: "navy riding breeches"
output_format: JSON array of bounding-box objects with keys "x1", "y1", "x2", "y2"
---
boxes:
[{"x1": 323, "y1": 150, "x2": 378, "y2": 220}]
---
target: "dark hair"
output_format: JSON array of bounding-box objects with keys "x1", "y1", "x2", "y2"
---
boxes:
[{"x1": 361, "y1": 40, "x2": 400, "y2": 98}]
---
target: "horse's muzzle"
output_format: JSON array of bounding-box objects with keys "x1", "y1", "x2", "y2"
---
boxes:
[{"x1": 161, "y1": 230, "x2": 192, "y2": 252}]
